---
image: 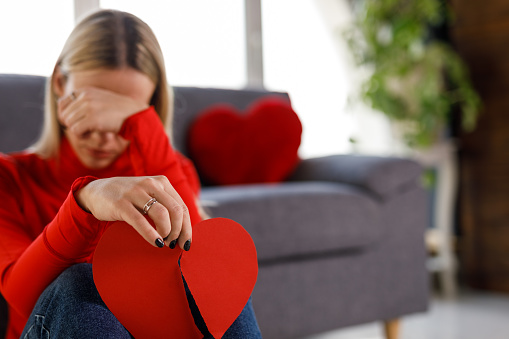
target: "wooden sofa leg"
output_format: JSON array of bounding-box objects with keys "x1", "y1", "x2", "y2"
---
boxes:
[{"x1": 383, "y1": 319, "x2": 400, "y2": 339}]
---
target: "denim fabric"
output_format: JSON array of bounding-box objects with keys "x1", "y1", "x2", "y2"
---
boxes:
[
  {"x1": 183, "y1": 277, "x2": 262, "y2": 339},
  {"x1": 21, "y1": 263, "x2": 262, "y2": 338}
]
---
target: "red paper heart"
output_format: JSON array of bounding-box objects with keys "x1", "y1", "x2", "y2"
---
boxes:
[
  {"x1": 180, "y1": 218, "x2": 258, "y2": 338},
  {"x1": 187, "y1": 97, "x2": 302, "y2": 185},
  {"x1": 93, "y1": 218, "x2": 258, "y2": 339}
]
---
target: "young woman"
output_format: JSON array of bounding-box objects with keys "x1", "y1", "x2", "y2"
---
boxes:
[{"x1": 0, "y1": 9, "x2": 261, "y2": 338}]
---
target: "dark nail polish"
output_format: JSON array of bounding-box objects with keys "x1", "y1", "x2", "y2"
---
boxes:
[
  {"x1": 184, "y1": 240, "x2": 191, "y2": 251},
  {"x1": 169, "y1": 239, "x2": 177, "y2": 249},
  {"x1": 155, "y1": 238, "x2": 164, "y2": 248}
]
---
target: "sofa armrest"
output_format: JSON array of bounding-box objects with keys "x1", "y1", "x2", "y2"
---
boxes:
[{"x1": 287, "y1": 154, "x2": 423, "y2": 200}]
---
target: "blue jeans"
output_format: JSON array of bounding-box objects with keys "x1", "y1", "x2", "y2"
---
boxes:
[{"x1": 21, "y1": 263, "x2": 262, "y2": 338}]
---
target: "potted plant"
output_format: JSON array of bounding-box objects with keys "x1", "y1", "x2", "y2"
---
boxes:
[
  {"x1": 343, "y1": 0, "x2": 483, "y2": 299},
  {"x1": 345, "y1": 0, "x2": 481, "y2": 149}
]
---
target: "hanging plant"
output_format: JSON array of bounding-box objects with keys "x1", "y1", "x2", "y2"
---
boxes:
[{"x1": 345, "y1": 0, "x2": 481, "y2": 148}]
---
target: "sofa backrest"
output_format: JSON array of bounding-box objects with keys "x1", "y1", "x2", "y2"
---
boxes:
[
  {"x1": 0, "y1": 74, "x2": 291, "y2": 158},
  {"x1": 0, "y1": 74, "x2": 46, "y2": 153}
]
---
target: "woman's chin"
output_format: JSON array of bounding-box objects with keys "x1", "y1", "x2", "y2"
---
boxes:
[{"x1": 80, "y1": 156, "x2": 115, "y2": 170}]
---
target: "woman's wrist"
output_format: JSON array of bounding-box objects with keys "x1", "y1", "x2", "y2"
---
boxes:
[
  {"x1": 132, "y1": 102, "x2": 150, "y2": 115},
  {"x1": 123, "y1": 96, "x2": 150, "y2": 120},
  {"x1": 75, "y1": 185, "x2": 92, "y2": 213}
]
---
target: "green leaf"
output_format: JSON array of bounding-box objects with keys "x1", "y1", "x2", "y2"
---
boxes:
[{"x1": 346, "y1": 0, "x2": 482, "y2": 148}]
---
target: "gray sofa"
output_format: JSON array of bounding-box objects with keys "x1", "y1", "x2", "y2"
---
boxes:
[{"x1": 0, "y1": 74, "x2": 429, "y2": 339}]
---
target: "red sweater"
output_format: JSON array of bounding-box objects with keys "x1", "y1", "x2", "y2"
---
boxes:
[{"x1": 0, "y1": 107, "x2": 202, "y2": 339}]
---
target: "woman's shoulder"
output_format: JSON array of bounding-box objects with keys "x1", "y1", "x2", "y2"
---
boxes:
[{"x1": 0, "y1": 151, "x2": 45, "y2": 177}]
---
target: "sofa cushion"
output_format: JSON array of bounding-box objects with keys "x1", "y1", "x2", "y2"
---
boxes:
[
  {"x1": 187, "y1": 97, "x2": 302, "y2": 185},
  {"x1": 172, "y1": 87, "x2": 290, "y2": 158},
  {"x1": 200, "y1": 182, "x2": 381, "y2": 262},
  {"x1": 289, "y1": 154, "x2": 422, "y2": 200}
]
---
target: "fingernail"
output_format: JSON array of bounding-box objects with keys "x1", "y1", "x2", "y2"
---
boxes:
[
  {"x1": 155, "y1": 238, "x2": 164, "y2": 248},
  {"x1": 184, "y1": 240, "x2": 191, "y2": 251},
  {"x1": 169, "y1": 239, "x2": 177, "y2": 249}
]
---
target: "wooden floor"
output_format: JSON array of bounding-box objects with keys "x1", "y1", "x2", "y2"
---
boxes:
[{"x1": 302, "y1": 289, "x2": 509, "y2": 339}]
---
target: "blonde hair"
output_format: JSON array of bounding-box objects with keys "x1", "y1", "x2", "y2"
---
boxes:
[{"x1": 32, "y1": 9, "x2": 173, "y2": 158}]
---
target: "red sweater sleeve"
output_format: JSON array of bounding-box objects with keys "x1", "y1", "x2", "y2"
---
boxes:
[
  {"x1": 119, "y1": 106, "x2": 202, "y2": 225},
  {"x1": 0, "y1": 174, "x2": 106, "y2": 318},
  {"x1": 0, "y1": 107, "x2": 201, "y2": 322}
]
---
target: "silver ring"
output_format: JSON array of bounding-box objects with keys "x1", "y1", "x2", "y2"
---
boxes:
[
  {"x1": 70, "y1": 91, "x2": 77, "y2": 100},
  {"x1": 142, "y1": 197, "x2": 157, "y2": 215}
]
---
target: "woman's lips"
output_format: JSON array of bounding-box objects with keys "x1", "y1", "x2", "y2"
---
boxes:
[{"x1": 85, "y1": 148, "x2": 115, "y2": 159}]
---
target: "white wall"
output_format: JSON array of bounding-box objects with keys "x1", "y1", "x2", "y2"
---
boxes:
[{"x1": 0, "y1": 1, "x2": 74, "y2": 76}]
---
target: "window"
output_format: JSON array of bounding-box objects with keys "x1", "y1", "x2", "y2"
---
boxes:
[
  {"x1": 101, "y1": 0, "x2": 246, "y2": 89},
  {"x1": 262, "y1": 0, "x2": 354, "y2": 157},
  {"x1": 1, "y1": 0, "x2": 360, "y2": 158},
  {"x1": 0, "y1": 1, "x2": 74, "y2": 76}
]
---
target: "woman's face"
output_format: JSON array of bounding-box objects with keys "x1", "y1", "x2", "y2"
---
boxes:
[{"x1": 55, "y1": 68, "x2": 155, "y2": 169}]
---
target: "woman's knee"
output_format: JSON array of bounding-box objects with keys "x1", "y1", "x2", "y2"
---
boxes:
[
  {"x1": 222, "y1": 297, "x2": 262, "y2": 339},
  {"x1": 52, "y1": 263, "x2": 95, "y2": 298},
  {"x1": 37, "y1": 264, "x2": 101, "y2": 313},
  {"x1": 23, "y1": 264, "x2": 131, "y2": 338}
]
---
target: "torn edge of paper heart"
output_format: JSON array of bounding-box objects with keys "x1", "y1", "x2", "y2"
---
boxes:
[
  {"x1": 177, "y1": 257, "x2": 211, "y2": 337},
  {"x1": 177, "y1": 218, "x2": 259, "y2": 339}
]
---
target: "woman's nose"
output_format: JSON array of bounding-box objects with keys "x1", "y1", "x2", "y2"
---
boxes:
[{"x1": 90, "y1": 131, "x2": 116, "y2": 146}]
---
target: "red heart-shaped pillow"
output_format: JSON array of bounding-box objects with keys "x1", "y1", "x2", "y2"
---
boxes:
[
  {"x1": 93, "y1": 218, "x2": 258, "y2": 339},
  {"x1": 187, "y1": 97, "x2": 302, "y2": 185}
]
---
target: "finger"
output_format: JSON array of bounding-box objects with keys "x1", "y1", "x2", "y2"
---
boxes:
[
  {"x1": 57, "y1": 91, "x2": 77, "y2": 113},
  {"x1": 62, "y1": 99, "x2": 88, "y2": 128},
  {"x1": 58, "y1": 91, "x2": 83, "y2": 121},
  {"x1": 122, "y1": 204, "x2": 165, "y2": 248},
  {"x1": 159, "y1": 178, "x2": 192, "y2": 250},
  {"x1": 143, "y1": 198, "x2": 172, "y2": 243},
  {"x1": 68, "y1": 115, "x2": 92, "y2": 137},
  {"x1": 154, "y1": 193, "x2": 183, "y2": 248},
  {"x1": 178, "y1": 204, "x2": 192, "y2": 251},
  {"x1": 141, "y1": 176, "x2": 182, "y2": 247}
]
